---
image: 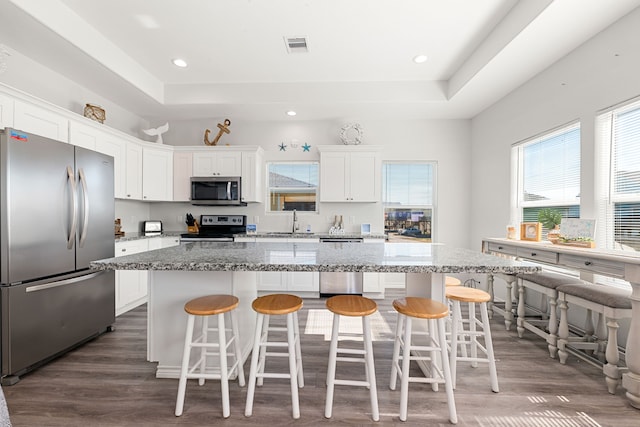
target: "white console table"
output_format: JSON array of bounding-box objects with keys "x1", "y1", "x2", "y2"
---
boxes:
[{"x1": 482, "y1": 237, "x2": 640, "y2": 409}]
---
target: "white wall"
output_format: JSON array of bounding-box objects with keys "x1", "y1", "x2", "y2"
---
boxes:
[{"x1": 470, "y1": 7, "x2": 640, "y2": 249}]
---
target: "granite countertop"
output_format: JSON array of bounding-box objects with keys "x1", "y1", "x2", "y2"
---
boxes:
[
  {"x1": 91, "y1": 241, "x2": 540, "y2": 274},
  {"x1": 115, "y1": 231, "x2": 182, "y2": 243},
  {"x1": 116, "y1": 231, "x2": 386, "y2": 242}
]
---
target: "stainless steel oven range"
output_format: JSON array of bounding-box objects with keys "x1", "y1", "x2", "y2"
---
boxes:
[{"x1": 180, "y1": 214, "x2": 246, "y2": 242}]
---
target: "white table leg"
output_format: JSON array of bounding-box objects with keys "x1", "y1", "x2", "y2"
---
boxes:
[
  {"x1": 604, "y1": 318, "x2": 621, "y2": 394},
  {"x1": 622, "y1": 279, "x2": 640, "y2": 409}
]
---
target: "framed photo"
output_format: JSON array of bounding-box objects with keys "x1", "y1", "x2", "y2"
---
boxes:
[
  {"x1": 360, "y1": 223, "x2": 371, "y2": 235},
  {"x1": 520, "y1": 222, "x2": 541, "y2": 241},
  {"x1": 246, "y1": 224, "x2": 257, "y2": 235}
]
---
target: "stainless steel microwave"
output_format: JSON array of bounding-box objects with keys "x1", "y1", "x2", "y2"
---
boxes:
[{"x1": 190, "y1": 176, "x2": 245, "y2": 206}]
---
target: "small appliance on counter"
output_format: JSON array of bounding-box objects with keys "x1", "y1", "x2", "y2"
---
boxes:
[{"x1": 143, "y1": 220, "x2": 163, "y2": 236}]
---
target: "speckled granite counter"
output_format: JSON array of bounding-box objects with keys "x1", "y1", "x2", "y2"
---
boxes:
[
  {"x1": 92, "y1": 242, "x2": 538, "y2": 274},
  {"x1": 93, "y1": 242, "x2": 538, "y2": 379}
]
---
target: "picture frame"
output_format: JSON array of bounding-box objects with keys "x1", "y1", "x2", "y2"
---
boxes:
[
  {"x1": 246, "y1": 224, "x2": 257, "y2": 235},
  {"x1": 520, "y1": 222, "x2": 541, "y2": 241},
  {"x1": 360, "y1": 223, "x2": 371, "y2": 235}
]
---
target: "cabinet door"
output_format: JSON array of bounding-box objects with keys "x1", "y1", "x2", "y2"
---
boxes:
[
  {"x1": 363, "y1": 272, "x2": 383, "y2": 293},
  {"x1": 287, "y1": 272, "x2": 319, "y2": 292},
  {"x1": 241, "y1": 150, "x2": 262, "y2": 203},
  {"x1": 173, "y1": 151, "x2": 193, "y2": 201},
  {"x1": 95, "y1": 135, "x2": 126, "y2": 198},
  {"x1": 0, "y1": 93, "x2": 14, "y2": 129},
  {"x1": 159, "y1": 236, "x2": 180, "y2": 248},
  {"x1": 143, "y1": 146, "x2": 173, "y2": 201},
  {"x1": 69, "y1": 120, "x2": 98, "y2": 150},
  {"x1": 125, "y1": 142, "x2": 143, "y2": 200},
  {"x1": 349, "y1": 151, "x2": 379, "y2": 202},
  {"x1": 115, "y1": 240, "x2": 149, "y2": 316},
  {"x1": 258, "y1": 272, "x2": 287, "y2": 291},
  {"x1": 193, "y1": 151, "x2": 242, "y2": 176},
  {"x1": 320, "y1": 152, "x2": 348, "y2": 201},
  {"x1": 13, "y1": 100, "x2": 69, "y2": 142}
]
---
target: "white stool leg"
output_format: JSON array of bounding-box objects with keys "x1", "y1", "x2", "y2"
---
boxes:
[
  {"x1": 293, "y1": 311, "x2": 304, "y2": 387},
  {"x1": 399, "y1": 316, "x2": 412, "y2": 422},
  {"x1": 244, "y1": 313, "x2": 264, "y2": 417},
  {"x1": 436, "y1": 317, "x2": 458, "y2": 425},
  {"x1": 429, "y1": 319, "x2": 439, "y2": 392},
  {"x1": 450, "y1": 300, "x2": 461, "y2": 389},
  {"x1": 257, "y1": 314, "x2": 270, "y2": 387},
  {"x1": 481, "y1": 302, "x2": 499, "y2": 393},
  {"x1": 175, "y1": 314, "x2": 195, "y2": 417},
  {"x1": 216, "y1": 313, "x2": 230, "y2": 418},
  {"x1": 363, "y1": 315, "x2": 379, "y2": 422},
  {"x1": 325, "y1": 312, "x2": 341, "y2": 418},
  {"x1": 389, "y1": 313, "x2": 403, "y2": 391},
  {"x1": 286, "y1": 312, "x2": 301, "y2": 419},
  {"x1": 230, "y1": 310, "x2": 245, "y2": 386},
  {"x1": 198, "y1": 316, "x2": 208, "y2": 385},
  {"x1": 470, "y1": 302, "x2": 478, "y2": 368}
]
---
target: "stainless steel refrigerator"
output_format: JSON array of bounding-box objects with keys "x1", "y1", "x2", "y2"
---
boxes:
[{"x1": 0, "y1": 128, "x2": 115, "y2": 385}]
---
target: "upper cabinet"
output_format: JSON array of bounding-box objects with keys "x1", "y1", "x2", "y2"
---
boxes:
[
  {"x1": 192, "y1": 149, "x2": 242, "y2": 176},
  {"x1": 173, "y1": 150, "x2": 193, "y2": 202},
  {"x1": 318, "y1": 146, "x2": 381, "y2": 202},
  {"x1": 241, "y1": 148, "x2": 264, "y2": 203},
  {"x1": 0, "y1": 93, "x2": 14, "y2": 129},
  {"x1": 69, "y1": 120, "x2": 99, "y2": 150},
  {"x1": 13, "y1": 100, "x2": 69, "y2": 142},
  {"x1": 125, "y1": 142, "x2": 143, "y2": 200},
  {"x1": 143, "y1": 145, "x2": 173, "y2": 201}
]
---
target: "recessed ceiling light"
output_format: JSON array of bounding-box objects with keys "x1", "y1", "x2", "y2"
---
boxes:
[
  {"x1": 413, "y1": 55, "x2": 428, "y2": 64},
  {"x1": 172, "y1": 58, "x2": 188, "y2": 68},
  {"x1": 286, "y1": 110, "x2": 297, "y2": 116}
]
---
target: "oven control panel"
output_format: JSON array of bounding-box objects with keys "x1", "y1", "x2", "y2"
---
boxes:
[{"x1": 200, "y1": 215, "x2": 246, "y2": 226}]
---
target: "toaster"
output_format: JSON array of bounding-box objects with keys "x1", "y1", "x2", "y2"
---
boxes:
[{"x1": 143, "y1": 220, "x2": 163, "y2": 235}]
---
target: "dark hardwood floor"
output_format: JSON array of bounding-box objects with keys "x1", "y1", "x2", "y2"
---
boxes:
[{"x1": 3, "y1": 290, "x2": 638, "y2": 426}]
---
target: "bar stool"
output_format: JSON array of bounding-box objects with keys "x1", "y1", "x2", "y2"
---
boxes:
[
  {"x1": 245, "y1": 294, "x2": 304, "y2": 419},
  {"x1": 446, "y1": 276, "x2": 462, "y2": 287},
  {"x1": 324, "y1": 295, "x2": 379, "y2": 421},
  {"x1": 390, "y1": 297, "x2": 457, "y2": 424},
  {"x1": 175, "y1": 294, "x2": 245, "y2": 418},
  {"x1": 446, "y1": 286, "x2": 499, "y2": 393}
]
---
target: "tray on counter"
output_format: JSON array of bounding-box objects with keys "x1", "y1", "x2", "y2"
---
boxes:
[{"x1": 552, "y1": 240, "x2": 595, "y2": 248}]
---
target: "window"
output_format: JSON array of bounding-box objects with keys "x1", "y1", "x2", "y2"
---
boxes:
[
  {"x1": 267, "y1": 162, "x2": 318, "y2": 212},
  {"x1": 382, "y1": 162, "x2": 435, "y2": 241},
  {"x1": 597, "y1": 99, "x2": 640, "y2": 252},
  {"x1": 515, "y1": 123, "x2": 581, "y2": 235}
]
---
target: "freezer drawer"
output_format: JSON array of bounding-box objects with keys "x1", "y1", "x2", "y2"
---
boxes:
[{"x1": 1, "y1": 271, "x2": 115, "y2": 384}]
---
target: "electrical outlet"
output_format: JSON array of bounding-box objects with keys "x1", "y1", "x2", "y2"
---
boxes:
[{"x1": 177, "y1": 215, "x2": 183, "y2": 223}]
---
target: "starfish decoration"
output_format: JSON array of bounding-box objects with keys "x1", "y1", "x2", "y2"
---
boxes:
[
  {"x1": 302, "y1": 143, "x2": 311, "y2": 152},
  {"x1": 279, "y1": 143, "x2": 287, "y2": 151}
]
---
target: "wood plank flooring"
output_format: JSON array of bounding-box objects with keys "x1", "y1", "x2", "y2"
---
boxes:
[{"x1": 3, "y1": 290, "x2": 638, "y2": 426}]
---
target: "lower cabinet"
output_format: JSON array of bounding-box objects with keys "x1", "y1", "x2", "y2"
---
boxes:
[
  {"x1": 258, "y1": 271, "x2": 319, "y2": 296},
  {"x1": 115, "y1": 236, "x2": 180, "y2": 315}
]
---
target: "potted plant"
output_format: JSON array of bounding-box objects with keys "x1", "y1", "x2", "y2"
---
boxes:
[{"x1": 537, "y1": 208, "x2": 562, "y2": 243}]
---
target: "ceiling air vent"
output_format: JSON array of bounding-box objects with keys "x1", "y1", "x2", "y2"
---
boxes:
[{"x1": 284, "y1": 36, "x2": 309, "y2": 53}]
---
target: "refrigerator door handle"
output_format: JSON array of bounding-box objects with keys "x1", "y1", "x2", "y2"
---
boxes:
[
  {"x1": 25, "y1": 271, "x2": 105, "y2": 293},
  {"x1": 67, "y1": 166, "x2": 78, "y2": 249},
  {"x1": 78, "y1": 168, "x2": 89, "y2": 247}
]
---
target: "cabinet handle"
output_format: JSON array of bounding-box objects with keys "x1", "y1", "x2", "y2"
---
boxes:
[
  {"x1": 498, "y1": 246, "x2": 504, "y2": 250},
  {"x1": 127, "y1": 194, "x2": 131, "y2": 198},
  {"x1": 530, "y1": 252, "x2": 537, "y2": 256},
  {"x1": 584, "y1": 261, "x2": 592, "y2": 266},
  {"x1": 121, "y1": 248, "x2": 127, "y2": 252}
]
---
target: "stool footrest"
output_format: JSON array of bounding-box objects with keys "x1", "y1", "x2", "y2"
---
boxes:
[
  {"x1": 336, "y1": 356, "x2": 366, "y2": 364},
  {"x1": 334, "y1": 379, "x2": 371, "y2": 387}
]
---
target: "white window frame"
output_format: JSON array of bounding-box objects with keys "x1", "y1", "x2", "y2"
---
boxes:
[{"x1": 266, "y1": 161, "x2": 319, "y2": 214}]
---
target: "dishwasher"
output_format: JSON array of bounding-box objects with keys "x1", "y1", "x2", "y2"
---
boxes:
[{"x1": 319, "y1": 237, "x2": 364, "y2": 297}]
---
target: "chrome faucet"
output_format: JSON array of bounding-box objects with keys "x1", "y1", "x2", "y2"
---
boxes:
[{"x1": 292, "y1": 209, "x2": 299, "y2": 233}]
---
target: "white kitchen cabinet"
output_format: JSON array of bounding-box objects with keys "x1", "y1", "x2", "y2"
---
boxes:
[
  {"x1": 241, "y1": 148, "x2": 264, "y2": 203},
  {"x1": 258, "y1": 271, "x2": 319, "y2": 294},
  {"x1": 318, "y1": 146, "x2": 381, "y2": 202},
  {"x1": 143, "y1": 145, "x2": 173, "y2": 201},
  {"x1": 258, "y1": 272, "x2": 288, "y2": 292},
  {"x1": 173, "y1": 150, "x2": 193, "y2": 202},
  {"x1": 95, "y1": 133, "x2": 126, "y2": 198},
  {"x1": 0, "y1": 93, "x2": 14, "y2": 129},
  {"x1": 13, "y1": 100, "x2": 69, "y2": 142},
  {"x1": 125, "y1": 142, "x2": 143, "y2": 200},
  {"x1": 192, "y1": 150, "x2": 241, "y2": 176},
  {"x1": 147, "y1": 236, "x2": 180, "y2": 250},
  {"x1": 115, "y1": 239, "x2": 149, "y2": 316},
  {"x1": 69, "y1": 120, "x2": 99, "y2": 150}
]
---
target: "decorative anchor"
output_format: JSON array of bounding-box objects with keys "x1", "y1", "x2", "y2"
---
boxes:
[{"x1": 204, "y1": 119, "x2": 231, "y2": 146}]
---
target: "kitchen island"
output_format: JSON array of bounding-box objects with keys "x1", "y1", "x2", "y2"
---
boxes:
[{"x1": 90, "y1": 241, "x2": 539, "y2": 379}]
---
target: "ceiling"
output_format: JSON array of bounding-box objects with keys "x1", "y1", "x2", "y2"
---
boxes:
[{"x1": 1, "y1": 0, "x2": 640, "y2": 122}]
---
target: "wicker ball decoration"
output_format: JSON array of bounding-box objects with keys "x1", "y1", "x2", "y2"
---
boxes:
[{"x1": 84, "y1": 104, "x2": 106, "y2": 123}]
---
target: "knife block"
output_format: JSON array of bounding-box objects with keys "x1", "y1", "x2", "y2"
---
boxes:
[{"x1": 187, "y1": 220, "x2": 199, "y2": 234}]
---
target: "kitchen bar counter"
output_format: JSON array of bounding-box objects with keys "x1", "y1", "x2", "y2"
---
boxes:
[{"x1": 91, "y1": 242, "x2": 539, "y2": 379}]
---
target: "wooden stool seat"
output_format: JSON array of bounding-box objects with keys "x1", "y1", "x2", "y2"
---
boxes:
[
  {"x1": 446, "y1": 276, "x2": 462, "y2": 287},
  {"x1": 325, "y1": 295, "x2": 379, "y2": 421},
  {"x1": 326, "y1": 295, "x2": 377, "y2": 317},
  {"x1": 252, "y1": 294, "x2": 303, "y2": 315},
  {"x1": 393, "y1": 297, "x2": 449, "y2": 320},
  {"x1": 446, "y1": 286, "x2": 491, "y2": 303},
  {"x1": 184, "y1": 295, "x2": 239, "y2": 316}
]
